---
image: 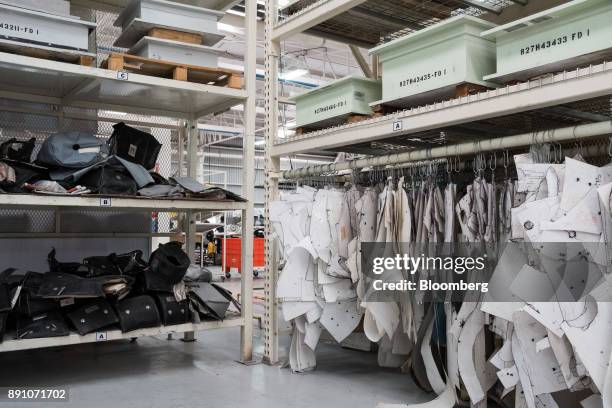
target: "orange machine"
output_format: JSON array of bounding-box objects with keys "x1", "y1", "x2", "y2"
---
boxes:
[{"x1": 222, "y1": 237, "x2": 264, "y2": 276}]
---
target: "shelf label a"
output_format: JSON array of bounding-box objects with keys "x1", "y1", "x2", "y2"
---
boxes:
[
  {"x1": 117, "y1": 71, "x2": 129, "y2": 81},
  {"x1": 392, "y1": 121, "x2": 403, "y2": 131},
  {"x1": 95, "y1": 332, "x2": 108, "y2": 342},
  {"x1": 100, "y1": 198, "x2": 112, "y2": 207}
]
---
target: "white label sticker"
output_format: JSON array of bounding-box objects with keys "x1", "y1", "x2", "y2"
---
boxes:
[
  {"x1": 77, "y1": 146, "x2": 101, "y2": 154},
  {"x1": 117, "y1": 71, "x2": 129, "y2": 81},
  {"x1": 100, "y1": 197, "x2": 112, "y2": 207},
  {"x1": 128, "y1": 144, "x2": 137, "y2": 157},
  {"x1": 10, "y1": 285, "x2": 22, "y2": 309},
  {"x1": 96, "y1": 332, "x2": 108, "y2": 342},
  {"x1": 392, "y1": 121, "x2": 402, "y2": 131}
]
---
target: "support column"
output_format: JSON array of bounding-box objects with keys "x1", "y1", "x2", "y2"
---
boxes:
[
  {"x1": 182, "y1": 116, "x2": 199, "y2": 343},
  {"x1": 263, "y1": 0, "x2": 281, "y2": 365},
  {"x1": 240, "y1": 0, "x2": 256, "y2": 364}
]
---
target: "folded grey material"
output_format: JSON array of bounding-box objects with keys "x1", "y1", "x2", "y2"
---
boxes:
[
  {"x1": 138, "y1": 184, "x2": 183, "y2": 197},
  {"x1": 51, "y1": 156, "x2": 153, "y2": 188},
  {"x1": 171, "y1": 177, "x2": 205, "y2": 193},
  {"x1": 37, "y1": 132, "x2": 108, "y2": 169}
]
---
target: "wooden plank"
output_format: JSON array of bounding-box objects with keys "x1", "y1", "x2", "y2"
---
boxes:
[
  {"x1": 173, "y1": 66, "x2": 188, "y2": 81},
  {"x1": 104, "y1": 53, "x2": 243, "y2": 88},
  {"x1": 107, "y1": 54, "x2": 125, "y2": 71},
  {"x1": 148, "y1": 27, "x2": 203, "y2": 45},
  {"x1": 227, "y1": 73, "x2": 243, "y2": 89},
  {"x1": 78, "y1": 55, "x2": 94, "y2": 67},
  {"x1": 346, "y1": 114, "x2": 369, "y2": 124},
  {"x1": 456, "y1": 83, "x2": 490, "y2": 98}
]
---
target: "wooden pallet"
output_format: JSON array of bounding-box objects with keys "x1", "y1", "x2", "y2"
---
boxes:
[
  {"x1": 0, "y1": 38, "x2": 95, "y2": 66},
  {"x1": 148, "y1": 27, "x2": 203, "y2": 45},
  {"x1": 103, "y1": 53, "x2": 242, "y2": 88},
  {"x1": 373, "y1": 82, "x2": 492, "y2": 115}
]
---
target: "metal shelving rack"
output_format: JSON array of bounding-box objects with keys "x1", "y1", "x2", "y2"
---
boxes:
[
  {"x1": 0, "y1": 0, "x2": 257, "y2": 362},
  {"x1": 263, "y1": 0, "x2": 612, "y2": 366}
]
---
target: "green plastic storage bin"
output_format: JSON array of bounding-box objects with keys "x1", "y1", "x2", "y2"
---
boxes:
[
  {"x1": 482, "y1": 0, "x2": 612, "y2": 82},
  {"x1": 369, "y1": 15, "x2": 498, "y2": 108},
  {"x1": 291, "y1": 76, "x2": 381, "y2": 129}
]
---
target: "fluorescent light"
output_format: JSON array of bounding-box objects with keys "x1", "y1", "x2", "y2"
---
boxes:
[
  {"x1": 254, "y1": 140, "x2": 266, "y2": 146},
  {"x1": 279, "y1": 69, "x2": 308, "y2": 81}
]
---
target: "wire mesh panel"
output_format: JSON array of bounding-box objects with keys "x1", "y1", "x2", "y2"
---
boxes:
[
  {"x1": 278, "y1": 0, "x2": 515, "y2": 46},
  {"x1": 0, "y1": 4, "x2": 189, "y2": 235}
]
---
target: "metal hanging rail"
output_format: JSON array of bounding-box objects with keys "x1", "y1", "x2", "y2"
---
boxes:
[{"x1": 281, "y1": 121, "x2": 612, "y2": 179}]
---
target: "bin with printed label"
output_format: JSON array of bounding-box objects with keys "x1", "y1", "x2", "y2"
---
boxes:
[
  {"x1": 369, "y1": 15, "x2": 497, "y2": 109},
  {"x1": 291, "y1": 75, "x2": 381, "y2": 130},
  {"x1": 481, "y1": 0, "x2": 612, "y2": 83}
]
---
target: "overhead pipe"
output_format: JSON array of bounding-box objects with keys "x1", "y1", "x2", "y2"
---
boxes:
[{"x1": 281, "y1": 121, "x2": 612, "y2": 179}]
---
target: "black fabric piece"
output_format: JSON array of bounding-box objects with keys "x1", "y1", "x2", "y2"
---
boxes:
[
  {"x1": 115, "y1": 295, "x2": 161, "y2": 332},
  {"x1": 0, "y1": 160, "x2": 48, "y2": 193},
  {"x1": 112, "y1": 250, "x2": 147, "y2": 276},
  {"x1": 0, "y1": 137, "x2": 35, "y2": 162},
  {"x1": 149, "y1": 241, "x2": 190, "y2": 285},
  {"x1": 36, "y1": 273, "x2": 105, "y2": 299},
  {"x1": 149, "y1": 172, "x2": 169, "y2": 185},
  {"x1": 109, "y1": 122, "x2": 161, "y2": 170},
  {"x1": 17, "y1": 310, "x2": 69, "y2": 339},
  {"x1": 0, "y1": 312, "x2": 7, "y2": 343},
  {"x1": 211, "y1": 283, "x2": 241, "y2": 313},
  {"x1": 155, "y1": 294, "x2": 190, "y2": 326},
  {"x1": 48, "y1": 248, "x2": 88, "y2": 276},
  {"x1": 82, "y1": 255, "x2": 122, "y2": 277},
  {"x1": 0, "y1": 268, "x2": 16, "y2": 312},
  {"x1": 188, "y1": 283, "x2": 231, "y2": 320},
  {"x1": 67, "y1": 298, "x2": 119, "y2": 335},
  {"x1": 15, "y1": 272, "x2": 59, "y2": 317},
  {"x1": 143, "y1": 268, "x2": 174, "y2": 293},
  {"x1": 77, "y1": 157, "x2": 138, "y2": 195}
]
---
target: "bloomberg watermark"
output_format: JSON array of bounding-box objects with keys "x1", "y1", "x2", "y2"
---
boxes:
[{"x1": 360, "y1": 241, "x2": 611, "y2": 303}]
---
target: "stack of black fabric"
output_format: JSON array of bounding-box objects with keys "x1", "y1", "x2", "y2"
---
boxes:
[
  {"x1": 0, "y1": 123, "x2": 245, "y2": 201},
  {"x1": 0, "y1": 242, "x2": 241, "y2": 343}
]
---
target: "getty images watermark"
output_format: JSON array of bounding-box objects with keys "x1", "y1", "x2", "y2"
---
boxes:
[
  {"x1": 360, "y1": 241, "x2": 612, "y2": 303},
  {"x1": 370, "y1": 253, "x2": 489, "y2": 293}
]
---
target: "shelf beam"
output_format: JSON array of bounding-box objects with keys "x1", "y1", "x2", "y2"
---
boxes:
[
  {"x1": 281, "y1": 121, "x2": 612, "y2": 178},
  {"x1": 0, "y1": 318, "x2": 245, "y2": 353},
  {"x1": 0, "y1": 194, "x2": 247, "y2": 212},
  {"x1": 271, "y1": 63, "x2": 612, "y2": 157},
  {"x1": 272, "y1": 0, "x2": 367, "y2": 41}
]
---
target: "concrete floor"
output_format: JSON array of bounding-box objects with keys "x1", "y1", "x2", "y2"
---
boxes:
[{"x1": 0, "y1": 275, "x2": 432, "y2": 408}]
